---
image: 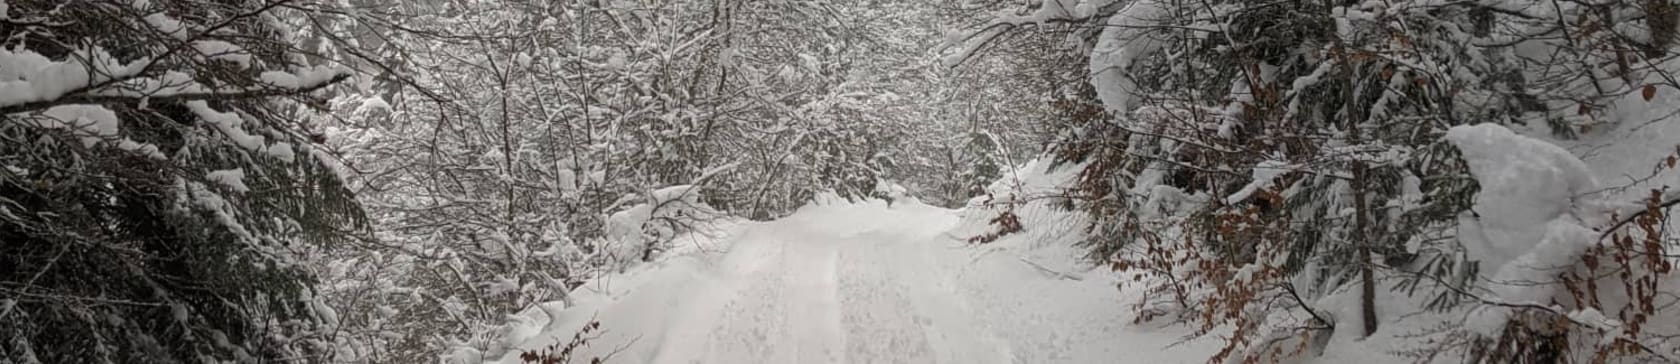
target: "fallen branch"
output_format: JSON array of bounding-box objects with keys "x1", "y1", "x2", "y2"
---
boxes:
[{"x1": 1017, "y1": 256, "x2": 1083, "y2": 281}]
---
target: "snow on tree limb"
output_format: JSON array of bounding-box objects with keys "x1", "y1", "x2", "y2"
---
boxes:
[{"x1": 0, "y1": 48, "x2": 150, "y2": 111}]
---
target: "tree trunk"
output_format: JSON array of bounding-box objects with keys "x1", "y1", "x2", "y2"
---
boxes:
[{"x1": 1338, "y1": 39, "x2": 1380, "y2": 338}]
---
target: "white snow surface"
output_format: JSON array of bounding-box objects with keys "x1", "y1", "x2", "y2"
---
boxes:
[
  {"x1": 482, "y1": 197, "x2": 1224, "y2": 363},
  {"x1": 1445, "y1": 123, "x2": 1612, "y2": 334},
  {"x1": 1445, "y1": 123, "x2": 1600, "y2": 278}
]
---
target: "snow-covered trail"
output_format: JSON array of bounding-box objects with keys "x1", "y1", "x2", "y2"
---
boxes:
[
  {"x1": 498, "y1": 199, "x2": 1215, "y2": 364},
  {"x1": 646, "y1": 201, "x2": 1006, "y2": 364}
]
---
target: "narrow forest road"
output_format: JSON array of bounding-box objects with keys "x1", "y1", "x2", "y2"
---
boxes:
[
  {"x1": 646, "y1": 202, "x2": 1010, "y2": 364},
  {"x1": 500, "y1": 200, "x2": 1214, "y2": 364}
]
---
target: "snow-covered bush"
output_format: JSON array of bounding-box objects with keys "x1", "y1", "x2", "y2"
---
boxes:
[
  {"x1": 605, "y1": 185, "x2": 724, "y2": 265},
  {"x1": 954, "y1": 157, "x2": 1089, "y2": 248}
]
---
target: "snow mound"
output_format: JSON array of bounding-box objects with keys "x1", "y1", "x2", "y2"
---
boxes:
[
  {"x1": 1446, "y1": 123, "x2": 1600, "y2": 285},
  {"x1": 1447, "y1": 123, "x2": 1610, "y2": 335}
]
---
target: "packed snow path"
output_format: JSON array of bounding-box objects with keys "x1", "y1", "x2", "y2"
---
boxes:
[{"x1": 498, "y1": 200, "x2": 1214, "y2": 364}]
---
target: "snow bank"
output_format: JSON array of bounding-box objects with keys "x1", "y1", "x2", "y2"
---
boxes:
[
  {"x1": 441, "y1": 217, "x2": 739, "y2": 364},
  {"x1": 946, "y1": 157, "x2": 1226, "y2": 361}
]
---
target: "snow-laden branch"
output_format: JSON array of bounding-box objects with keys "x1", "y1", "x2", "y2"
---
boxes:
[
  {"x1": 0, "y1": 49, "x2": 151, "y2": 111},
  {"x1": 0, "y1": 0, "x2": 347, "y2": 116},
  {"x1": 939, "y1": 0, "x2": 1131, "y2": 67},
  {"x1": 0, "y1": 67, "x2": 351, "y2": 115}
]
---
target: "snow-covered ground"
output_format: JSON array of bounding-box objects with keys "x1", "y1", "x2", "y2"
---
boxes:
[{"x1": 486, "y1": 197, "x2": 1222, "y2": 363}]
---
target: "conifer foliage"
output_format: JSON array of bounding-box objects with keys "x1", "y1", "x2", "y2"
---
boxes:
[{"x1": 0, "y1": 0, "x2": 363, "y2": 362}]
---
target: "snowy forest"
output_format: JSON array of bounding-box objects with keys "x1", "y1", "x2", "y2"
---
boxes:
[{"x1": 4, "y1": 0, "x2": 1680, "y2": 363}]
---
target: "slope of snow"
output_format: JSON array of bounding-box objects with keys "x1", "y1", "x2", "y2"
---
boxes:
[
  {"x1": 947, "y1": 160, "x2": 1226, "y2": 363},
  {"x1": 486, "y1": 195, "x2": 1221, "y2": 363}
]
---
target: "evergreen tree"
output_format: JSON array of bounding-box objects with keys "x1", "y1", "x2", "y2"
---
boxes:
[
  {"x1": 0, "y1": 1, "x2": 363, "y2": 362},
  {"x1": 952, "y1": 0, "x2": 1680, "y2": 361}
]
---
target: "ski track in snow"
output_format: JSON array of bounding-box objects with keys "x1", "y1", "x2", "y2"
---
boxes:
[
  {"x1": 504, "y1": 200, "x2": 1217, "y2": 364},
  {"x1": 648, "y1": 205, "x2": 1007, "y2": 364}
]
